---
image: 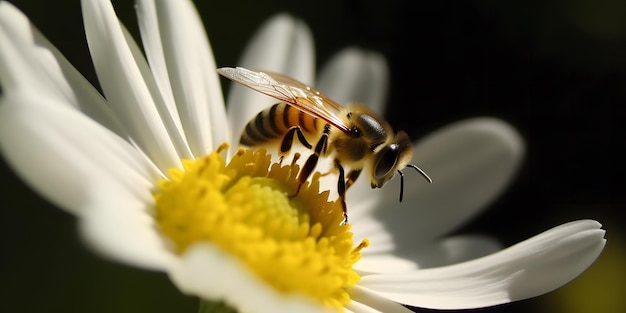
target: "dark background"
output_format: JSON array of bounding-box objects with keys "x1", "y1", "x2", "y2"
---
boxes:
[{"x1": 1, "y1": 0, "x2": 624, "y2": 312}]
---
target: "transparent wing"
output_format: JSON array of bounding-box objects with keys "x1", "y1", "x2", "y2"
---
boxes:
[{"x1": 217, "y1": 67, "x2": 350, "y2": 132}]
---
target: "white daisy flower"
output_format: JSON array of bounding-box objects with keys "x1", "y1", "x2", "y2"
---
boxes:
[{"x1": 0, "y1": 1, "x2": 606, "y2": 313}]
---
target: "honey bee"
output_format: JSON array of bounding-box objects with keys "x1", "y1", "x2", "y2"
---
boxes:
[{"x1": 217, "y1": 67, "x2": 431, "y2": 222}]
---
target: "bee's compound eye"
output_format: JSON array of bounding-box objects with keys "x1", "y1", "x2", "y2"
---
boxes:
[{"x1": 375, "y1": 144, "x2": 399, "y2": 179}]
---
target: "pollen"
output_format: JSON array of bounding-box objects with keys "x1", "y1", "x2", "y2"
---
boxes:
[{"x1": 153, "y1": 144, "x2": 368, "y2": 311}]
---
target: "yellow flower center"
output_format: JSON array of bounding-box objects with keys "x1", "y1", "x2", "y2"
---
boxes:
[{"x1": 153, "y1": 144, "x2": 368, "y2": 311}]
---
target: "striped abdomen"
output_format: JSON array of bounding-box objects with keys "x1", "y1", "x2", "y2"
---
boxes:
[{"x1": 240, "y1": 102, "x2": 323, "y2": 146}]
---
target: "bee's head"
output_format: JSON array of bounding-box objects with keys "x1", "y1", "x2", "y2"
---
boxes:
[{"x1": 370, "y1": 131, "x2": 413, "y2": 188}]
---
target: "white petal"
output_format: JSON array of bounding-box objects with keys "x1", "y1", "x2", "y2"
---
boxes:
[
  {"x1": 169, "y1": 243, "x2": 332, "y2": 313},
  {"x1": 134, "y1": 0, "x2": 178, "y2": 119},
  {"x1": 81, "y1": 0, "x2": 181, "y2": 171},
  {"x1": 356, "y1": 254, "x2": 419, "y2": 275},
  {"x1": 0, "y1": 94, "x2": 157, "y2": 216},
  {"x1": 226, "y1": 13, "x2": 314, "y2": 151},
  {"x1": 358, "y1": 220, "x2": 606, "y2": 310},
  {"x1": 79, "y1": 181, "x2": 176, "y2": 271},
  {"x1": 137, "y1": 0, "x2": 228, "y2": 157},
  {"x1": 347, "y1": 286, "x2": 413, "y2": 313},
  {"x1": 316, "y1": 48, "x2": 389, "y2": 114},
  {"x1": 412, "y1": 235, "x2": 502, "y2": 268},
  {"x1": 350, "y1": 216, "x2": 394, "y2": 256},
  {"x1": 356, "y1": 118, "x2": 524, "y2": 247},
  {"x1": 234, "y1": 13, "x2": 315, "y2": 84},
  {"x1": 356, "y1": 235, "x2": 501, "y2": 273},
  {"x1": 0, "y1": 2, "x2": 126, "y2": 137},
  {"x1": 130, "y1": 0, "x2": 197, "y2": 161}
]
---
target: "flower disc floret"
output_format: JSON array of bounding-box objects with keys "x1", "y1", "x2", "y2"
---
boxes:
[{"x1": 154, "y1": 145, "x2": 368, "y2": 310}]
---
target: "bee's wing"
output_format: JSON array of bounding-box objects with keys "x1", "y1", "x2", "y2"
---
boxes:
[{"x1": 217, "y1": 67, "x2": 351, "y2": 133}]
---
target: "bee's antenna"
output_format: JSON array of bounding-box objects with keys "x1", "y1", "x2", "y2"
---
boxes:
[
  {"x1": 407, "y1": 164, "x2": 432, "y2": 184},
  {"x1": 397, "y1": 164, "x2": 432, "y2": 203},
  {"x1": 397, "y1": 169, "x2": 405, "y2": 202}
]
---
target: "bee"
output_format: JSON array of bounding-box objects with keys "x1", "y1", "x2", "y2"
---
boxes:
[{"x1": 217, "y1": 67, "x2": 431, "y2": 222}]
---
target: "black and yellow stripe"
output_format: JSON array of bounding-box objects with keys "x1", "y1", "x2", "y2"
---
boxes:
[{"x1": 240, "y1": 103, "x2": 322, "y2": 146}]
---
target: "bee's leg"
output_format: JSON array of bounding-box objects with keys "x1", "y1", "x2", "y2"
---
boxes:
[
  {"x1": 335, "y1": 160, "x2": 347, "y2": 223},
  {"x1": 290, "y1": 126, "x2": 330, "y2": 198},
  {"x1": 334, "y1": 159, "x2": 349, "y2": 224},
  {"x1": 344, "y1": 168, "x2": 362, "y2": 191},
  {"x1": 334, "y1": 165, "x2": 361, "y2": 224},
  {"x1": 281, "y1": 126, "x2": 312, "y2": 154}
]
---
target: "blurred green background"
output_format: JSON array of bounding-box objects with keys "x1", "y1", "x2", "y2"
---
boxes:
[{"x1": 1, "y1": 0, "x2": 624, "y2": 312}]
